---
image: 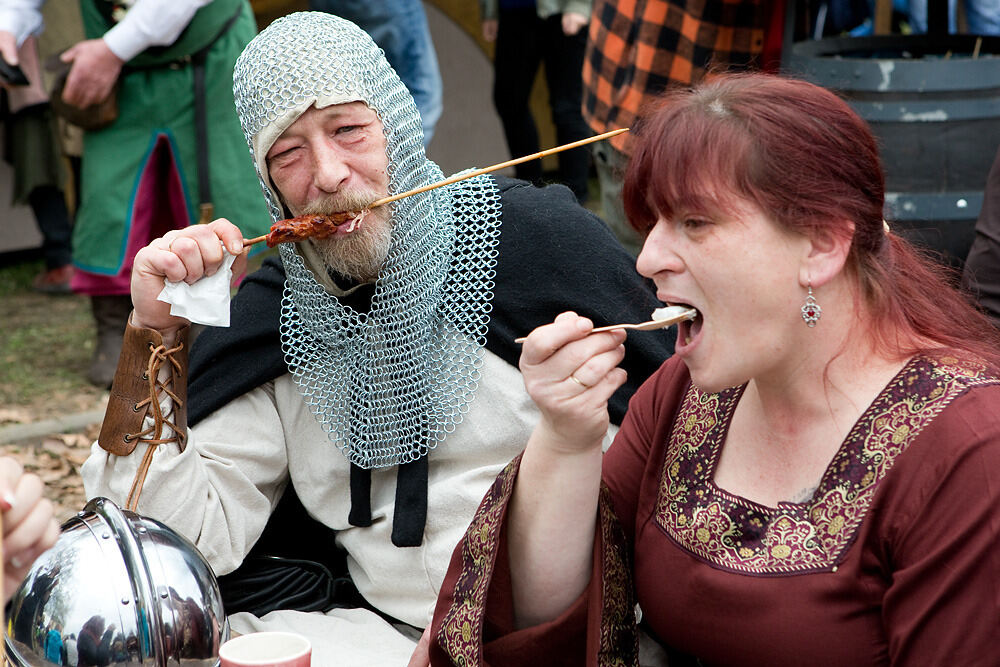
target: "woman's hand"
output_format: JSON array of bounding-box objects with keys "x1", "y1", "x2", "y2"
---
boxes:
[
  {"x1": 518, "y1": 311, "x2": 628, "y2": 455},
  {"x1": 1, "y1": 456, "x2": 60, "y2": 603},
  {"x1": 405, "y1": 626, "x2": 431, "y2": 667},
  {"x1": 130, "y1": 219, "x2": 248, "y2": 335},
  {"x1": 507, "y1": 312, "x2": 625, "y2": 627}
]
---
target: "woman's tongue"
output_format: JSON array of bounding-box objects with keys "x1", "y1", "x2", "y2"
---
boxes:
[
  {"x1": 690, "y1": 310, "x2": 703, "y2": 336},
  {"x1": 680, "y1": 308, "x2": 702, "y2": 345}
]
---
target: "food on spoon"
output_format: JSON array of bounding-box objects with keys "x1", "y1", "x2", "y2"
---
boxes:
[
  {"x1": 651, "y1": 305, "x2": 698, "y2": 322},
  {"x1": 265, "y1": 209, "x2": 370, "y2": 247}
]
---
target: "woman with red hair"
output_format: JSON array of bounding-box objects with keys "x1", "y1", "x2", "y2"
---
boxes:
[{"x1": 419, "y1": 73, "x2": 1000, "y2": 666}]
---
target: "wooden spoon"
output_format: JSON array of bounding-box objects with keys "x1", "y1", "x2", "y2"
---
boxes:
[{"x1": 515, "y1": 306, "x2": 696, "y2": 343}]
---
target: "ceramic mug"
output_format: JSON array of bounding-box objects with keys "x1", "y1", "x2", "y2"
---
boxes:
[{"x1": 219, "y1": 631, "x2": 311, "y2": 667}]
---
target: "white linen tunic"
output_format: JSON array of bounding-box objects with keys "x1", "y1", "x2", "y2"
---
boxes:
[{"x1": 82, "y1": 350, "x2": 616, "y2": 664}]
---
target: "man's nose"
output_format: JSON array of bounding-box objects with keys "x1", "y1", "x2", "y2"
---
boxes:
[{"x1": 311, "y1": 143, "x2": 351, "y2": 193}]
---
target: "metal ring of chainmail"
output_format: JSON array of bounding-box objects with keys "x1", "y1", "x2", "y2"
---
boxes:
[{"x1": 233, "y1": 12, "x2": 502, "y2": 469}]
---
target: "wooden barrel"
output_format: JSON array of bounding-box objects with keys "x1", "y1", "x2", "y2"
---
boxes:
[
  {"x1": 786, "y1": 35, "x2": 1000, "y2": 269},
  {"x1": 250, "y1": 0, "x2": 308, "y2": 29}
]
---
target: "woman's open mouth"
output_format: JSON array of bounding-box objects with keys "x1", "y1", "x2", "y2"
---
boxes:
[{"x1": 670, "y1": 302, "x2": 703, "y2": 349}]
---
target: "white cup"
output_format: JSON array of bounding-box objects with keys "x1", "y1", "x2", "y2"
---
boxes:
[{"x1": 219, "y1": 631, "x2": 312, "y2": 667}]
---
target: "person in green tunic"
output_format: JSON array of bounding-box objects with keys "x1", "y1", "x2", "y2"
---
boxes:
[
  {"x1": 2, "y1": 31, "x2": 75, "y2": 294},
  {"x1": 0, "y1": 0, "x2": 271, "y2": 386}
]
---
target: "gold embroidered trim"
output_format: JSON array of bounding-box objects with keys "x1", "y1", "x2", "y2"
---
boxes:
[
  {"x1": 438, "y1": 454, "x2": 520, "y2": 665},
  {"x1": 655, "y1": 353, "x2": 998, "y2": 574},
  {"x1": 439, "y1": 458, "x2": 641, "y2": 666},
  {"x1": 598, "y1": 485, "x2": 639, "y2": 666}
]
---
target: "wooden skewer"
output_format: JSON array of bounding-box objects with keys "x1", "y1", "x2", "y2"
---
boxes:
[{"x1": 242, "y1": 127, "x2": 630, "y2": 248}]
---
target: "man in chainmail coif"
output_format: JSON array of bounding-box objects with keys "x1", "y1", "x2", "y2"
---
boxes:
[{"x1": 81, "y1": 12, "x2": 673, "y2": 664}]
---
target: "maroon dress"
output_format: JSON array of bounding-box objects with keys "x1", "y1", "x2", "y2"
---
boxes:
[{"x1": 430, "y1": 352, "x2": 1000, "y2": 666}]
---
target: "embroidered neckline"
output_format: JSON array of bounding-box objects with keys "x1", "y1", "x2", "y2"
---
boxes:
[{"x1": 654, "y1": 352, "x2": 998, "y2": 575}]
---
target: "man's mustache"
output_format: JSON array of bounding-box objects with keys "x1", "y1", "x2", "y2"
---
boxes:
[{"x1": 301, "y1": 190, "x2": 380, "y2": 216}]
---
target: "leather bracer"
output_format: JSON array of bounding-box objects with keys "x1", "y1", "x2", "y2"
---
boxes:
[{"x1": 99, "y1": 319, "x2": 190, "y2": 456}]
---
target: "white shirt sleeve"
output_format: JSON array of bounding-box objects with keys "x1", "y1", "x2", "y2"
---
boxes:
[
  {"x1": 0, "y1": 0, "x2": 44, "y2": 46},
  {"x1": 81, "y1": 381, "x2": 289, "y2": 576},
  {"x1": 101, "y1": 0, "x2": 214, "y2": 62}
]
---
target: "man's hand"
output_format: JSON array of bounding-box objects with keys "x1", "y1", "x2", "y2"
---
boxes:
[
  {"x1": 482, "y1": 19, "x2": 498, "y2": 43},
  {"x1": 562, "y1": 12, "x2": 589, "y2": 36},
  {"x1": 131, "y1": 219, "x2": 248, "y2": 334},
  {"x1": 59, "y1": 38, "x2": 124, "y2": 108},
  {"x1": 0, "y1": 30, "x2": 18, "y2": 67},
  {"x1": 1, "y1": 456, "x2": 60, "y2": 604}
]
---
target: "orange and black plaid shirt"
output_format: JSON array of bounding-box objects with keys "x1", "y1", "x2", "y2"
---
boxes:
[{"x1": 583, "y1": 0, "x2": 775, "y2": 153}]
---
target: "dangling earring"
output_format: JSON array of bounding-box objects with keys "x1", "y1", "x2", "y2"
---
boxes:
[{"x1": 801, "y1": 284, "x2": 821, "y2": 327}]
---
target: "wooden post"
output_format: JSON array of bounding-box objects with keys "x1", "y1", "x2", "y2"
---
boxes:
[{"x1": 873, "y1": 0, "x2": 893, "y2": 34}]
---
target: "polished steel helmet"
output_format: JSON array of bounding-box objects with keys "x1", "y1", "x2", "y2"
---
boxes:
[{"x1": 5, "y1": 497, "x2": 229, "y2": 666}]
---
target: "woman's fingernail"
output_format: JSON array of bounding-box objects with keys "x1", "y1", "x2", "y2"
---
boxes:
[{"x1": 2, "y1": 491, "x2": 16, "y2": 510}]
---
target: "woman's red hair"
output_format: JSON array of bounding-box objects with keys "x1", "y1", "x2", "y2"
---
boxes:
[{"x1": 623, "y1": 73, "x2": 1000, "y2": 368}]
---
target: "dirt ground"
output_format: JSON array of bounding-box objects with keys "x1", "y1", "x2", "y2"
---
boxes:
[
  {"x1": 1, "y1": 420, "x2": 99, "y2": 523},
  {"x1": 0, "y1": 251, "x2": 273, "y2": 523},
  {"x1": 1, "y1": 260, "x2": 106, "y2": 523}
]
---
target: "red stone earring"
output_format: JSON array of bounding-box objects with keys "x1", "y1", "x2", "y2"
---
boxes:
[{"x1": 801, "y1": 284, "x2": 821, "y2": 327}]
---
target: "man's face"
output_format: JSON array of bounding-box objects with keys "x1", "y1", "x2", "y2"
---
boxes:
[{"x1": 267, "y1": 102, "x2": 392, "y2": 281}]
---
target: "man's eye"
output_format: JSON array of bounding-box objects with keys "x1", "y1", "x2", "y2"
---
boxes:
[
  {"x1": 269, "y1": 146, "x2": 299, "y2": 162},
  {"x1": 683, "y1": 218, "x2": 710, "y2": 230},
  {"x1": 336, "y1": 125, "x2": 360, "y2": 135}
]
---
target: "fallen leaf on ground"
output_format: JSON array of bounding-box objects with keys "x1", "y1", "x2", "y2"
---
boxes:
[{"x1": 0, "y1": 407, "x2": 33, "y2": 424}]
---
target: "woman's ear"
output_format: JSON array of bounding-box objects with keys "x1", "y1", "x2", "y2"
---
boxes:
[{"x1": 800, "y1": 221, "x2": 853, "y2": 288}]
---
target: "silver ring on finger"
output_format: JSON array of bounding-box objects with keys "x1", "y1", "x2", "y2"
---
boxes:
[{"x1": 569, "y1": 374, "x2": 590, "y2": 389}]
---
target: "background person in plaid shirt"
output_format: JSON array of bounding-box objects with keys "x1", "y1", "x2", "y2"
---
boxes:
[{"x1": 583, "y1": 0, "x2": 783, "y2": 255}]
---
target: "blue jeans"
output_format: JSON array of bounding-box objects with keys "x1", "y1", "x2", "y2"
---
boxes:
[
  {"x1": 309, "y1": 0, "x2": 443, "y2": 145},
  {"x1": 907, "y1": 0, "x2": 1000, "y2": 34}
]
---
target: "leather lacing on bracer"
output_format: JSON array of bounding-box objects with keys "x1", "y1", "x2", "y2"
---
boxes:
[{"x1": 125, "y1": 340, "x2": 186, "y2": 511}]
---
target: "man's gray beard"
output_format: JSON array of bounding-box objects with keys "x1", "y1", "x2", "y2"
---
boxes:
[
  {"x1": 312, "y1": 217, "x2": 392, "y2": 283},
  {"x1": 302, "y1": 193, "x2": 393, "y2": 283}
]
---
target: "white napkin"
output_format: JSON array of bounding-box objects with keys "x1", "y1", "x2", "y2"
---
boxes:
[{"x1": 156, "y1": 252, "x2": 236, "y2": 327}]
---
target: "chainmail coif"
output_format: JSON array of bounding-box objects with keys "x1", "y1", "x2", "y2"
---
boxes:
[{"x1": 232, "y1": 12, "x2": 502, "y2": 470}]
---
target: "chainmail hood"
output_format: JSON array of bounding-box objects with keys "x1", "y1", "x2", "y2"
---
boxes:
[{"x1": 232, "y1": 12, "x2": 501, "y2": 470}]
